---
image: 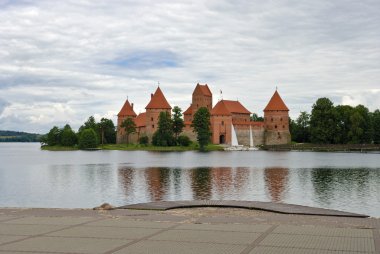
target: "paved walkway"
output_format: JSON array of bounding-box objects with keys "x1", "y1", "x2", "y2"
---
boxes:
[{"x1": 0, "y1": 205, "x2": 379, "y2": 254}]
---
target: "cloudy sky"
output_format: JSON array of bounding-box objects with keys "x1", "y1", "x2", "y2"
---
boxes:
[{"x1": 0, "y1": 0, "x2": 379, "y2": 133}]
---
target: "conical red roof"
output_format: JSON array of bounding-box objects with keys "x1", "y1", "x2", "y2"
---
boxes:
[
  {"x1": 145, "y1": 87, "x2": 172, "y2": 109},
  {"x1": 117, "y1": 99, "x2": 137, "y2": 117},
  {"x1": 264, "y1": 90, "x2": 289, "y2": 111}
]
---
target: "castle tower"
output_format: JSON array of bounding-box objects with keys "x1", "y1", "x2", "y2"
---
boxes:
[
  {"x1": 116, "y1": 99, "x2": 137, "y2": 144},
  {"x1": 263, "y1": 90, "x2": 291, "y2": 145},
  {"x1": 192, "y1": 83, "x2": 212, "y2": 114},
  {"x1": 145, "y1": 86, "x2": 172, "y2": 141}
]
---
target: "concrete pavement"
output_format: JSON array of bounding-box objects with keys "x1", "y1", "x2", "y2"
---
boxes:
[{"x1": 0, "y1": 206, "x2": 379, "y2": 254}]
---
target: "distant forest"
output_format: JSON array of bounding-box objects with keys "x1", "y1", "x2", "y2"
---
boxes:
[{"x1": 0, "y1": 130, "x2": 41, "y2": 142}]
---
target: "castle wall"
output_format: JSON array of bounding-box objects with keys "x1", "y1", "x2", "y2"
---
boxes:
[
  {"x1": 145, "y1": 108, "x2": 171, "y2": 142},
  {"x1": 181, "y1": 124, "x2": 197, "y2": 142},
  {"x1": 211, "y1": 115, "x2": 232, "y2": 145},
  {"x1": 265, "y1": 130, "x2": 291, "y2": 145},
  {"x1": 264, "y1": 110, "x2": 291, "y2": 145},
  {"x1": 234, "y1": 124, "x2": 265, "y2": 146}
]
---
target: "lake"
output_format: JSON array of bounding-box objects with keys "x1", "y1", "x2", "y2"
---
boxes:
[{"x1": 0, "y1": 143, "x2": 379, "y2": 217}]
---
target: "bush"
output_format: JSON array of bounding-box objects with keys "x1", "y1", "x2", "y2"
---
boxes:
[
  {"x1": 177, "y1": 135, "x2": 191, "y2": 146},
  {"x1": 139, "y1": 135, "x2": 149, "y2": 145},
  {"x1": 78, "y1": 128, "x2": 98, "y2": 149}
]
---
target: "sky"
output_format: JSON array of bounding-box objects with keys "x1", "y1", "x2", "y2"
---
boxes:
[{"x1": 0, "y1": 0, "x2": 379, "y2": 133}]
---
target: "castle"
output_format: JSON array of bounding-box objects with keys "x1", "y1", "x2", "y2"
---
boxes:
[{"x1": 116, "y1": 83, "x2": 291, "y2": 146}]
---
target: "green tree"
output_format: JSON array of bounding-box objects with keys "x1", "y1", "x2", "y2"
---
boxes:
[
  {"x1": 78, "y1": 128, "x2": 98, "y2": 149},
  {"x1": 98, "y1": 118, "x2": 116, "y2": 145},
  {"x1": 47, "y1": 126, "x2": 61, "y2": 146},
  {"x1": 172, "y1": 106, "x2": 185, "y2": 141},
  {"x1": 310, "y1": 98, "x2": 339, "y2": 144},
  {"x1": 250, "y1": 113, "x2": 264, "y2": 122},
  {"x1": 139, "y1": 135, "x2": 149, "y2": 145},
  {"x1": 78, "y1": 116, "x2": 98, "y2": 133},
  {"x1": 372, "y1": 109, "x2": 380, "y2": 144},
  {"x1": 120, "y1": 117, "x2": 136, "y2": 144},
  {"x1": 294, "y1": 111, "x2": 311, "y2": 143},
  {"x1": 348, "y1": 105, "x2": 371, "y2": 144},
  {"x1": 191, "y1": 107, "x2": 211, "y2": 151},
  {"x1": 60, "y1": 124, "x2": 77, "y2": 146},
  {"x1": 335, "y1": 105, "x2": 354, "y2": 143},
  {"x1": 152, "y1": 111, "x2": 175, "y2": 146}
]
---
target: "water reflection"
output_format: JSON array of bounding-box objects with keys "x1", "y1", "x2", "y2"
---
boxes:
[
  {"x1": 264, "y1": 167, "x2": 289, "y2": 202},
  {"x1": 191, "y1": 168, "x2": 212, "y2": 200},
  {"x1": 1, "y1": 143, "x2": 379, "y2": 216},
  {"x1": 145, "y1": 168, "x2": 170, "y2": 201}
]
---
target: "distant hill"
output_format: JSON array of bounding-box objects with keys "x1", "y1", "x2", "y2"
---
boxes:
[{"x1": 0, "y1": 130, "x2": 41, "y2": 142}]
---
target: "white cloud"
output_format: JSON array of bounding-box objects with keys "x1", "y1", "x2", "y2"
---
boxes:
[{"x1": 0, "y1": 0, "x2": 379, "y2": 132}]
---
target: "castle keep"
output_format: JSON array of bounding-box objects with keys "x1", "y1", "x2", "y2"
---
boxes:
[{"x1": 117, "y1": 84, "x2": 291, "y2": 146}]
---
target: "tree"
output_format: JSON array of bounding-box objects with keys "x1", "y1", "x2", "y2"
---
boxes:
[
  {"x1": 78, "y1": 128, "x2": 98, "y2": 149},
  {"x1": 250, "y1": 113, "x2": 264, "y2": 122},
  {"x1": 372, "y1": 109, "x2": 380, "y2": 144},
  {"x1": 47, "y1": 126, "x2": 61, "y2": 146},
  {"x1": 152, "y1": 111, "x2": 175, "y2": 146},
  {"x1": 60, "y1": 124, "x2": 77, "y2": 146},
  {"x1": 293, "y1": 111, "x2": 311, "y2": 143},
  {"x1": 120, "y1": 117, "x2": 136, "y2": 144},
  {"x1": 191, "y1": 107, "x2": 211, "y2": 151},
  {"x1": 98, "y1": 118, "x2": 116, "y2": 145},
  {"x1": 78, "y1": 116, "x2": 98, "y2": 134},
  {"x1": 172, "y1": 106, "x2": 185, "y2": 141},
  {"x1": 348, "y1": 105, "x2": 371, "y2": 144},
  {"x1": 310, "y1": 98, "x2": 339, "y2": 144},
  {"x1": 335, "y1": 105, "x2": 354, "y2": 144}
]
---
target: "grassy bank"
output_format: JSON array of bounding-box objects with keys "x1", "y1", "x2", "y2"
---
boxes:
[
  {"x1": 262, "y1": 143, "x2": 380, "y2": 152},
  {"x1": 41, "y1": 143, "x2": 224, "y2": 152},
  {"x1": 41, "y1": 145, "x2": 79, "y2": 151}
]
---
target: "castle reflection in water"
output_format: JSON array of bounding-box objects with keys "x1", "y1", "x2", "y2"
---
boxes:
[{"x1": 118, "y1": 167, "x2": 289, "y2": 203}]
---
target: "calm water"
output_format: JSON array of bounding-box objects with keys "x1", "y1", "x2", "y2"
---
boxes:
[{"x1": 0, "y1": 143, "x2": 379, "y2": 217}]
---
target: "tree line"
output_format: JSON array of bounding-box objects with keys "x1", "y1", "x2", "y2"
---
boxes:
[
  {"x1": 291, "y1": 97, "x2": 380, "y2": 144},
  {"x1": 41, "y1": 116, "x2": 116, "y2": 149}
]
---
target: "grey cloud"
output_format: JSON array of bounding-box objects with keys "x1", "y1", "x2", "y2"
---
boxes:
[{"x1": 0, "y1": 0, "x2": 379, "y2": 132}]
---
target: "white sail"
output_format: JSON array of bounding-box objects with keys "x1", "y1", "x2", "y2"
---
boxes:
[
  {"x1": 231, "y1": 124, "x2": 239, "y2": 146},
  {"x1": 249, "y1": 125, "x2": 254, "y2": 147}
]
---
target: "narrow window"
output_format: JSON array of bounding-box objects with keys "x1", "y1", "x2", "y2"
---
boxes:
[
  {"x1": 271, "y1": 118, "x2": 273, "y2": 122},
  {"x1": 221, "y1": 121, "x2": 224, "y2": 125},
  {"x1": 151, "y1": 117, "x2": 153, "y2": 121},
  {"x1": 275, "y1": 125, "x2": 277, "y2": 129},
  {"x1": 152, "y1": 125, "x2": 154, "y2": 128}
]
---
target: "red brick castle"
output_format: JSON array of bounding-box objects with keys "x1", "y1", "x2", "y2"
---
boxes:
[{"x1": 117, "y1": 83, "x2": 291, "y2": 146}]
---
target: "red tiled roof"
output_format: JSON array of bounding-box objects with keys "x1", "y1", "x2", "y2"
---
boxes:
[
  {"x1": 211, "y1": 100, "x2": 232, "y2": 115},
  {"x1": 117, "y1": 99, "x2": 137, "y2": 117},
  {"x1": 264, "y1": 90, "x2": 289, "y2": 111},
  {"x1": 183, "y1": 104, "x2": 192, "y2": 115},
  {"x1": 145, "y1": 87, "x2": 172, "y2": 109},
  {"x1": 134, "y1": 112, "x2": 146, "y2": 127},
  {"x1": 211, "y1": 100, "x2": 251, "y2": 115},
  {"x1": 193, "y1": 83, "x2": 212, "y2": 97}
]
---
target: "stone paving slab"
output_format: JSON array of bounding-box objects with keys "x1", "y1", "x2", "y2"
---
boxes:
[
  {"x1": 273, "y1": 224, "x2": 373, "y2": 238},
  {"x1": 48, "y1": 225, "x2": 163, "y2": 239},
  {"x1": 3, "y1": 216, "x2": 96, "y2": 225},
  {"x1": 86, "y1": 218, "x2": 176, "y2": 229},
  {"x1": 119, "y1": 200, "x2": 369, "y2": 218},
  {"x1": 150, "y1": 229, "x2": 261, "y2": 245},
  {"x1": 0, "y1": 235, "x2": 26, "y2": 245},
  {"x1": 176, "y1": 223, "x2": 272, "y2": 233},
  {"x1": 0, "y1": 236, "x2": 129, "y2": 253},
  {"x1": 259, "y1": 234, "x2": 375, "y2": 252},
  {"x1": 113, "y1": 240, "x2": 247, "y2": 254},
  {"x1": 0, "y1": 224, "x2": 67, "y2": 236},
  {"x1": 249, "y1": 246, "x2": 369, "y2": 254}
]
